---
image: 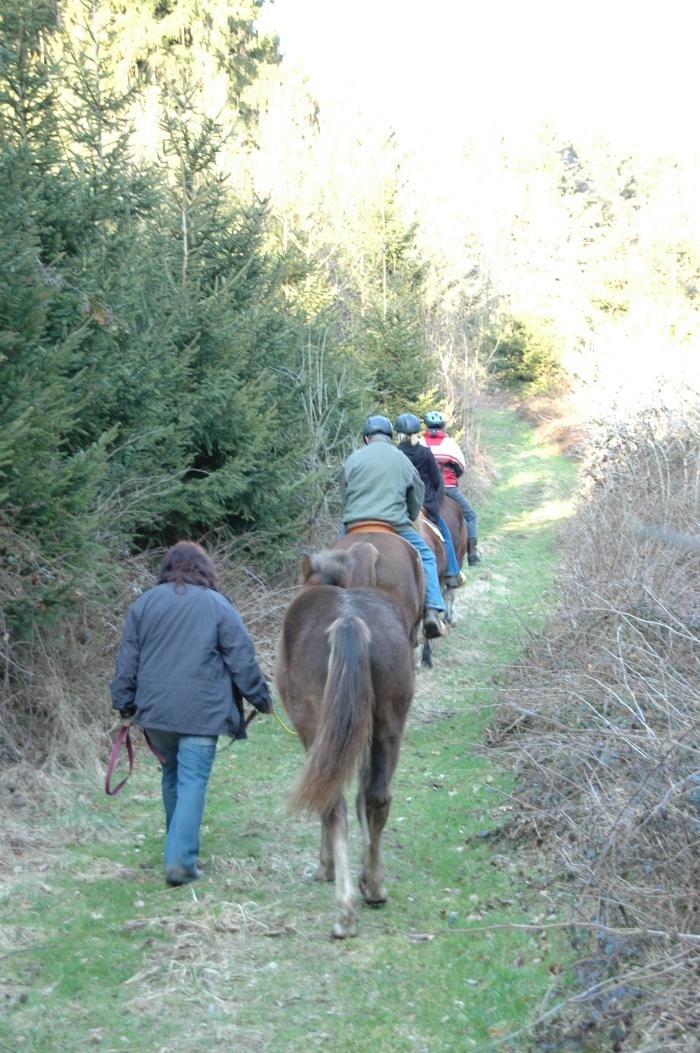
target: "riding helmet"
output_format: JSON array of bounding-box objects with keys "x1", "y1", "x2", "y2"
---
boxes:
[
  {"x1": 363, "y1": 415, "x2": 394, "y2": 437},
  {"x1": 394, "y1": 412, "x2": 422, "y2": 435},
  {"x1": 424, "y1": 410, "x2": 446, "y2": 430}
]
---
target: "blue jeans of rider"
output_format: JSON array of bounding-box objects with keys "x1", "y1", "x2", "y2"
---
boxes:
[
  {"x1": 395, "y1": 527, "x2": 446, "y2": 612},
  {"x1": 146, "y1": 730, "x2": 218, "y2": 884},
  {"x1": 436, "y1": 515, "x2": 461, "y2": 576},
  {"x1": 445, "y1": 486, "x2": 477, "y2": 540}
]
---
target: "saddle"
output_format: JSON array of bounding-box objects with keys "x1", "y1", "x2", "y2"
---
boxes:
[{"x1": 346, "y1": 520, "x2": 397, "y2": 535}]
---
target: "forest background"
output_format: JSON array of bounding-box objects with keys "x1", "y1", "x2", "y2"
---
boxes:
[{"x1": 1, "y1": 1, "x2": 699, "y2": 1049}]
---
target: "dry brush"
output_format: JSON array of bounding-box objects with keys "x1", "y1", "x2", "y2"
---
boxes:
[{"x1": 491, "y1": 402, "x2": 700, "y2": 1051}]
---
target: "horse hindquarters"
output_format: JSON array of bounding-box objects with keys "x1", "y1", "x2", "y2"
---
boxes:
[
  {"x1": 288, "y1": 613, "x2": 373, "y2": 816},
  {"x1": 278, "y1": 583, "x2": 415, "y2": 939},
  {"x1": 287, "y1": 611, "x2": 374, "y2": 939}
]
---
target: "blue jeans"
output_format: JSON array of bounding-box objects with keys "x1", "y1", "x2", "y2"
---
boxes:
[
  {"x1": 146, "y1": 730, "x2": 217, "y2": 880},
  {"x1": 445, "y1": 486, "x2": 477, "y2": 539},
  {"x1": 436, "y1": 515, "x2": 461, "y2": 576},
  {"x1": 395, "y1": 527, "x2": 446, "y2": 612}
]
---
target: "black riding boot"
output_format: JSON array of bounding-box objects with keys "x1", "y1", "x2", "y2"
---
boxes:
[
  {"x1": 423, "y1": 608, "x2": 445, "y2": 639},
  {"x1": 467, "y1": 537, "x2": 481, "y2": 566}
]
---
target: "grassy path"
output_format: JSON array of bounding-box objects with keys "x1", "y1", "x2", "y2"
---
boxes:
[{"x1": 1, "y1": 407, "x2": 578, "y2": 1053}]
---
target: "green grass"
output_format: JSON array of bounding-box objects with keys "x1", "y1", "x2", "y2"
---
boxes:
[{"x1": 0, "y1": 406, "x2": 579, "y2": 1053}]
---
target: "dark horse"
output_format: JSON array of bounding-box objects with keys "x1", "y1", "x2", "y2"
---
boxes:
[
  {"x1": 304, "y1": 528, "x2": 424, "y2": 648},
  {"x1": 275, "y1": 577, "x2": 415, "y2": 938}
]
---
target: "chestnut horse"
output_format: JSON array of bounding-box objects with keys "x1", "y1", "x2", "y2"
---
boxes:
[
  {"x1": 275, "y1": 580, "x2": 415, "y2": 938},
  {"x1": 304, "y1": 529, "x2": 424, "y2": 648}
]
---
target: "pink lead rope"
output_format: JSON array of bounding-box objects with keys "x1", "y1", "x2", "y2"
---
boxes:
[
  {"x1": 105, "y1": 711, "x2": 260, "y2": 796},
  {"x1": 104, "y1": 722, "x2": 167, "y2": 796}
]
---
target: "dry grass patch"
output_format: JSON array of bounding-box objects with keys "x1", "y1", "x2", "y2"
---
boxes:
[{"x1": 490, "y1": 402, "x2": 700, "y2": 1051}]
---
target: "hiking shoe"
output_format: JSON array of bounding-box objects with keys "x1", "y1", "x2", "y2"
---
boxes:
[
  {"x1": 423, "y1": 608, "x2": 446, "y2": 639},
  {"x1": 165, "y1": 865, "x2": 201, "y2": 887}
]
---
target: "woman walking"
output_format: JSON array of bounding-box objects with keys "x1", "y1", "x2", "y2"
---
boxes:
[{"x1": 110, "y1": 541, "x2": 272, "y2": 886}]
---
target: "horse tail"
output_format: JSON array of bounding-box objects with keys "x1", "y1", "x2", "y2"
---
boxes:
[{"x1": 289, "y1": 613, "x2": 373, "y2": 815}]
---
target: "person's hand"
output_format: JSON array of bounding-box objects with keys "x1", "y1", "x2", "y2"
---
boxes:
[{"x1": 252, "y1": 692, "x2": 273, "y2": 715}]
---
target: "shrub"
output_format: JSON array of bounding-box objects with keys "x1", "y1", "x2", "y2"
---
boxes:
[{"x1": 487, "y1": 315, "x2": 565, "y2": 391}]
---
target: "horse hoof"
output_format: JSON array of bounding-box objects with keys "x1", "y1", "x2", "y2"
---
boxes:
[
  {"x1": 332, "y1": 910, "x2": 358, "y2": 939},
  {"x1": 360, "y1": 878, "x2": 387, "y2": 906},
  {"x1": 314, "y1": 864, "x2": 334, "y2": 883},
  {"x1": 363, "y1": 896, "x2": 386, "y2": 909}
]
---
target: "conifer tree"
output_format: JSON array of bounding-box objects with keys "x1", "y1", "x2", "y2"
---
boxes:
[{"x1": 0, "y1": 0, "x2": 115, "y2": 632}]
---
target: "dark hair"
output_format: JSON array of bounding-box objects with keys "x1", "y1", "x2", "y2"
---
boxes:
[{"x1": 157, "y1": 541, "x2": 218, "y2": 590}]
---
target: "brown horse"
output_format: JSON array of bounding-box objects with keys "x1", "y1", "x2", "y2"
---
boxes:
[
  {"x1": 440, "y1": 494, "x2": 468, "y2": 623},
  {"x1": 275, "y1": 581, "x2": 415, "y2": 938},
  {"x1": 303, "y1": 530, "x2": 424, "y2": 647}
]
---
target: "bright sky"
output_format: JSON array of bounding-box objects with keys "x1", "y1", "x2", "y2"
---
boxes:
[{"x1": 258, "y1": 0, "x2": 699, "y2": 152}]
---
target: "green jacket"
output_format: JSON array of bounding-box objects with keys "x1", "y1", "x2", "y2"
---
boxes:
[{"x1": 341, "y1": 434, "x2": 425, "y2": 530}]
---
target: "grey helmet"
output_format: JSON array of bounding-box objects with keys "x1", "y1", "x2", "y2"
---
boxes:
[
  {"x1": 362, "y1": 415, "x2": 393, "y2": 438},
  {"x1": 394, "y1": 412, "x2": 422, "y2": 435},
  {"x1": 424, "y1": 410, "x2": 446, "y2": 430}
]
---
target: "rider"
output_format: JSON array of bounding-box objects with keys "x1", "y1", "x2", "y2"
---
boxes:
[
  {"x1": 421, "y1": 411, "x2": 481, "y2": 566},
  {"x1": 340, "y1": 415, "x2": 447, "y2": 639},
  {"x1": 394, "y1": 412, "x2": 465, "y2": 589}
]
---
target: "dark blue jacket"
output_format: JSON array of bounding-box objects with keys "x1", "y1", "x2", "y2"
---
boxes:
[{"x1": 110, "y1": 583, "x2": 271, "y2": 738}]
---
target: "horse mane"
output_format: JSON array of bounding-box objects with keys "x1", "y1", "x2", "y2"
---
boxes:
[{"x1": 300, "y1": 543, "x2": 378, "y2": 589}]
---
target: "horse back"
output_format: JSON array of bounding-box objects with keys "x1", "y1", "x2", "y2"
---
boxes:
[
  {"x1": 332, "y1": 531, "x2": 423, "y2": 645},
  {"x1": 275, "y1": 586, "x2": 415, "y2": 742}
]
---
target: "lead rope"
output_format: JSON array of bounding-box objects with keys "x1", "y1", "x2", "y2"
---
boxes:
[
  {"x1": 272, "y1": 707, "x2": 297, "y2": 736},
  {"x1": 217, "y1": 704, "x2": 297, "y2": 756},
  {"x1": 248, "y1": 705, "x2": 297, "y2": 736}
]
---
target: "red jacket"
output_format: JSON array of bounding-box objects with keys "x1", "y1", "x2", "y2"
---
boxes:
[{"x1": 420, "y1": 430, "x2": 466, "y2": 487}]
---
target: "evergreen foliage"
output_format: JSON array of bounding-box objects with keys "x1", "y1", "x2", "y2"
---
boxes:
[
  {"x1": 0, "y1": 0, "x2": 320, "y2": 642},
  {"x1": 487, "y1": 315, "x2": 564, "y2": 390},
  {"x1": 2, "y1": 0, "x2": 438, "y2": 650}
]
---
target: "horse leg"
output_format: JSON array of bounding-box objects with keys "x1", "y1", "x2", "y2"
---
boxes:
[
  {"x1": 444, "y1": 586, "x2": 455, "y2": 625},
  {"x1": 314, "y1": 817, "x2": 334, "y2": 882},
  {"x1": 323, "y1": 796, "x2": 357, "y2": 939},
  {"x1": 358, "y1": 735, "x2": 399, "y2": 906}
]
